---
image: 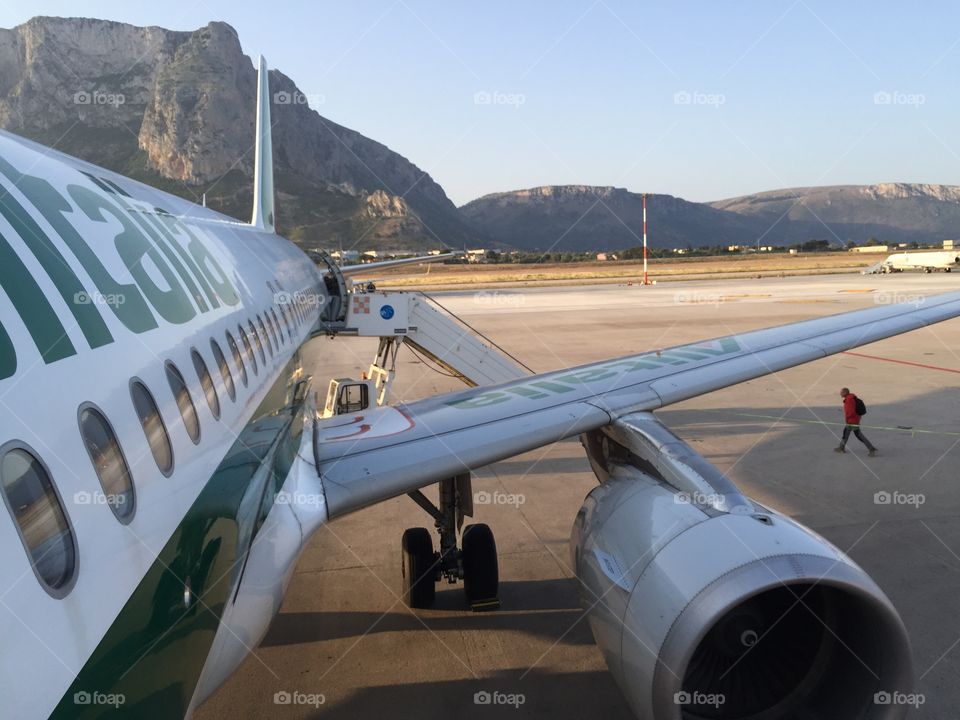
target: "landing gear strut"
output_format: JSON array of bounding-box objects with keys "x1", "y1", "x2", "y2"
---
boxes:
[{"x1": 400, "y1": 473, "x2": 499, "y2": 611}]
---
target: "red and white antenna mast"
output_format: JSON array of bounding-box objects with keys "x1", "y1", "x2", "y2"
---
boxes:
[{"x1": 642, "y1": 192, "x2": 650, "y2": 285}]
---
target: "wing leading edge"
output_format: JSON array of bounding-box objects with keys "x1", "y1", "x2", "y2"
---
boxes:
[{"x1": 316, "y1": 291, "x2": 960, "y2": 517}]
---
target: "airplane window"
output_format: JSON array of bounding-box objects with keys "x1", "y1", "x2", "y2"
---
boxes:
[
  {"x1": 210, "y1": 340, "x2": 236, "y2": 401},
  {"x1": 257, "y1": 315, "x2": 274, "y2": 357},
  {"x1": 166, "y1": 362, "x2": 201, "y2": 443},
  {"x1": 78, "y1": 405, "x2": 135, "y2": 523},
  {"x1": 225, "y1": 331, "x2": 248, "y2": 387},
  {"x1": 130, "y1": 380, "x2": 174, "y2": 474},
  {"x1": 0, "y1": 444, "x2": 77, "y2": 595},
  {"x1": 264, "y1": 311, "x2": 278, "y2": 349},
  {"x1": 249, "y1": 320, "x2": 266, "y2": 364},
  {"x1": 269, "y1": 309, "x2": 283, "y2": 346},
  {"x1": 238, "y1": 324, "x2": 258, "y2": 376},
  {"x1": 191, "y1": 349, "x2": 221, "y2": 420}
]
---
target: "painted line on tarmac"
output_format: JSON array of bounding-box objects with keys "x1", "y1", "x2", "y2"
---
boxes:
[
  {"x1": 842, "y1": 351, "x2": 960, "y2": 375},
  {"x1": 727, "y1": 412, "x2": 960, "y2": 438}
]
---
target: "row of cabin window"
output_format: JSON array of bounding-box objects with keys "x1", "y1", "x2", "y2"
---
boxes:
[{"x1": 0, "y1": 294, "x2": 313, "y2": 598}]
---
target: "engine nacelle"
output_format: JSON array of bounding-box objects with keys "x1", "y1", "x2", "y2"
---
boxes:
[{"x1": 572, "y1": 419, "x2": 913, "y2": 720}]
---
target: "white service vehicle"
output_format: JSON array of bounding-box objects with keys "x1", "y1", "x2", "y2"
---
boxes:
[{"x1": 879, "y1": 250, "x2": 960, "y2": 273}]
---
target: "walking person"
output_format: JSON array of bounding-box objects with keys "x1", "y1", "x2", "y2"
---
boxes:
[{"x1": 835, "y1": 387, "x2": 878, "y2": 456}]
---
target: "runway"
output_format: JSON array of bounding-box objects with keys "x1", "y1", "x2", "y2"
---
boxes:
[{"x1": 196, "y1": 273, "x2": 960, "y2": 719}]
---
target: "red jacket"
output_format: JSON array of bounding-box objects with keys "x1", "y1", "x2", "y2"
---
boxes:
[{"x1": 843, "y1": 394, "x2": 861, "y2": 425}]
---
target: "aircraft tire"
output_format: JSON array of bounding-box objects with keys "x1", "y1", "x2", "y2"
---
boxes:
[
  {"x1": 401, "y1": 527, "x2": 436, "y2": 608},
  {"x1": 462, "y1": 523, "x2": 499, "y2": 609}
]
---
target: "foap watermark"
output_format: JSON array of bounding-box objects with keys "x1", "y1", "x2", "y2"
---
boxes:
[
  {"x1": 473, "y1": 90, "x2": 526, "y2": 108},
  {"x1": 474, "y1": 290, "x2": 525, "y2": 307},
  {"x1": 74, "y1": 290, "x2": 126, "y2": 308},
  {"x1": 674, "y1": 690, "x2": 726, "y2": 709},
  {"x1": 874, "y1": 691, "x2": 925, "y2": 708},
  {"x1": 274, "y1": 90, "x2": 325, "y2": 107},
  {"x1": 874, "y1": 291, "x2": 925, "y2": 308},
  {"x1": 873, "y1": 91, "x2": 925, "y2": 108},
  {"x1": 675, "y1": 491, "x2": 724, "y2": 506},
  {"x1": 74, "y1": 691, "x2": 125, "y2": 708},
  {"x1": 474, "y1": 490, "x2": 525, "y2": 508},
  {"x1": 673, "y1": 291, "x2": 723, "y2": 306},
  {"x1": 673, "y1": 90, "x2": 726, "y2": 108},
  {"x1": 473, "y1": 690, "x2": 526, "y2": 708},
  {"x1": 73, "y1": 90, "x2": 125, "y2": 107},
  {"x1": 74, "y1": 490, "x2": 127, "y2": 508},
  {"x1": 874, "y1": 490, "x2": 925, "y2": 508},
  {"x1": 275, "y1": 290, "x2": 325, "y2": 307},
  {"x1": 273, "y1": 690, "x2": 326, "y2": 707},
  {"x1": 276, "y1": 491, "x2": 325, "y2": 508}
]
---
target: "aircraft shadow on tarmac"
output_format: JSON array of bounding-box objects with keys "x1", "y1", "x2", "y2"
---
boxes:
[
  {"x1": 262, "y1": 578, "x2": 592, "y2": 648},
  {"x1": 295, "y1": 669, "x2": 635, "y2": 720}
]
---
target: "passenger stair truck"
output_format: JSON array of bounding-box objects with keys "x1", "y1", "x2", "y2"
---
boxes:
[{"x1": 315, "y1": 282, "x2": 532, "y2": 610}]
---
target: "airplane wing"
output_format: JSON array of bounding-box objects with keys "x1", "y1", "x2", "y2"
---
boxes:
[
  {"x1": 315, "y1": 291, "x2": 960, "y2": 517},
  {"x1": 337, "y1": 252, "x2": 461, "y2": 275}
]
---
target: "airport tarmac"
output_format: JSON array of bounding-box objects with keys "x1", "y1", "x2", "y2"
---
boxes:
[{"x1": 196, "y1": 273, "x2": 960, "y2": 720}]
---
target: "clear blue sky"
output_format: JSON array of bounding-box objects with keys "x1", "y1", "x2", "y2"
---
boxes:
[{"x1": 3, "y1": 1, "x2": 960, "y2": 205}]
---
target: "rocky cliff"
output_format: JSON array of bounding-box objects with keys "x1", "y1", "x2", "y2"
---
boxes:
[{"x1": 0, "y1": 16, "x2": 478, "y2": 250}]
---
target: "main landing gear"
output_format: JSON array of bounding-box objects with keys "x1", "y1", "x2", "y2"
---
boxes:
[{"x1": 401, "y1": 473, "x2": 500, "y2": 611}]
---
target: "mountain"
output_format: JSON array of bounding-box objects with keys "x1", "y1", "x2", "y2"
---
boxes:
[
  {"x1": 4, "y1": 17, "x2": 960, "y2": 254},
  {"x1": 709, "y1": 184, "x2": 960, "y2": 245},
  {"x1": 463, "y1": 183, "x2": 960, "y2": 251},
  {"x1": 0, "y1": 16, "x2": 480, "y2": 251},
  {"x1": 459, "y1": 186, "x2": 758, "y2": 251}
]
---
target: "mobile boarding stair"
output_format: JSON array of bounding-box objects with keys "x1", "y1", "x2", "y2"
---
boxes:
[
  {"x1": 320, "y1": 289, "x2": 531, "y2": 408},
  {"x1": 313, "y1": 282, "x2": 532, "y2": 611}
]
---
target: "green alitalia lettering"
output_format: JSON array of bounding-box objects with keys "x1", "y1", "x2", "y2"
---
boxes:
[
  {"x1": 78, "y1": 171, "x2": 115, "y2": 194},
  {"x1": 139, "y1": 210, "x2": 219, "y2": 310},
  {"x1": 109, "y1": 194, "x2": 210, "y2": 313},
  {"x1": 0, "y1": 319, "x2": 16, "y2": 380},
  {"x1": 447, "y1": 391, "x2": 511, "y2": 409},
  {"x1": 6, "y1": 169, "x2": 158, "y2": 334},
  {"x1": 158, "y1": 212, "x2": 240, "y2": 307},
  {"x1": 0, "y1": 173, "x2": 113, "y2": 349},
  {"x1": 68, "y1": 185, "x2": 196, "y2": 325},
  {"x1": 531, "y1": 380, "x2": 575, "y2": 393},
  {"x1": 0, "y1": 229, "x2": 74, "y2": 362},
  {"x1": 101, "y1": 177, "x2": 132, "y2": 198},
  {"x1": 507, "y1": 386, "x2": 549, "y2": 399},
  {"x1": 690, "y1": 338, "x2": 740, "y2": 356},
  {"x1": 668, "y1": 349, "x2": 711, "y2": 361},
  {"x1": 608, "y1": 358, "x2": 661, "y2": 371},
  {"x1": 555, "y1": 367, "x2": 619, "y2": 384}
]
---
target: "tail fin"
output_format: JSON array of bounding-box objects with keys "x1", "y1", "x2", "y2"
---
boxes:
[{"x1": 250, "y1": 55, "x2": 275, "y2": 232}]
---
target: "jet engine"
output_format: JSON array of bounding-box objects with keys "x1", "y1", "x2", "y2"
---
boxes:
[{"x1": 572, "y1": 413, "x2": 913, "y2": 720}]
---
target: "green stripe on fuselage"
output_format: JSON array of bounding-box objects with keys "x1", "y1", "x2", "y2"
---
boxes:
[{"x1": 51, "y1": 355, "x2": 308, "y2": 719}]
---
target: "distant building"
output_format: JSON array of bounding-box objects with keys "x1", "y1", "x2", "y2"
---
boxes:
[
  {"x1": 466, "y1": 249, "x2": 488, "y2": 263},
  {"x1": 330, "y1": 250, "x2": 360, "y2": 262},
  {"x1": 672, "y1": 248, "x2": 688, "y2": 255},
  {"x1": 596, "y1": 252, "x2": 618, "y2": 261},
  {"x1": 944, "y1": 240, "x2": 956, "y2": 250},
  {"x1": 850, "y1": 245, "x2": 889, "y2": 253}
]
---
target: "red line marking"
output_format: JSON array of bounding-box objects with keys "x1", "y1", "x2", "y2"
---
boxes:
[{"x1": 842, "y1": 351, "x2": 960, "y2": 375}]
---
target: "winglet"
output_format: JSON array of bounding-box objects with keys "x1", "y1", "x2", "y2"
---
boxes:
[{"x1": 251, "y1": 55, "x2": 275, "y2": 232}]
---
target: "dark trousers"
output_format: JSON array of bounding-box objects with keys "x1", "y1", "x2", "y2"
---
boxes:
[{"x1": 841, "y1": 424, "x2": 876, "y2": 450}]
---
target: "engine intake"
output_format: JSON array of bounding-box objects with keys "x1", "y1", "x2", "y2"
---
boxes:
[{"x1": 572, "y1": 416, "x2": 913, "y2": 720}]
